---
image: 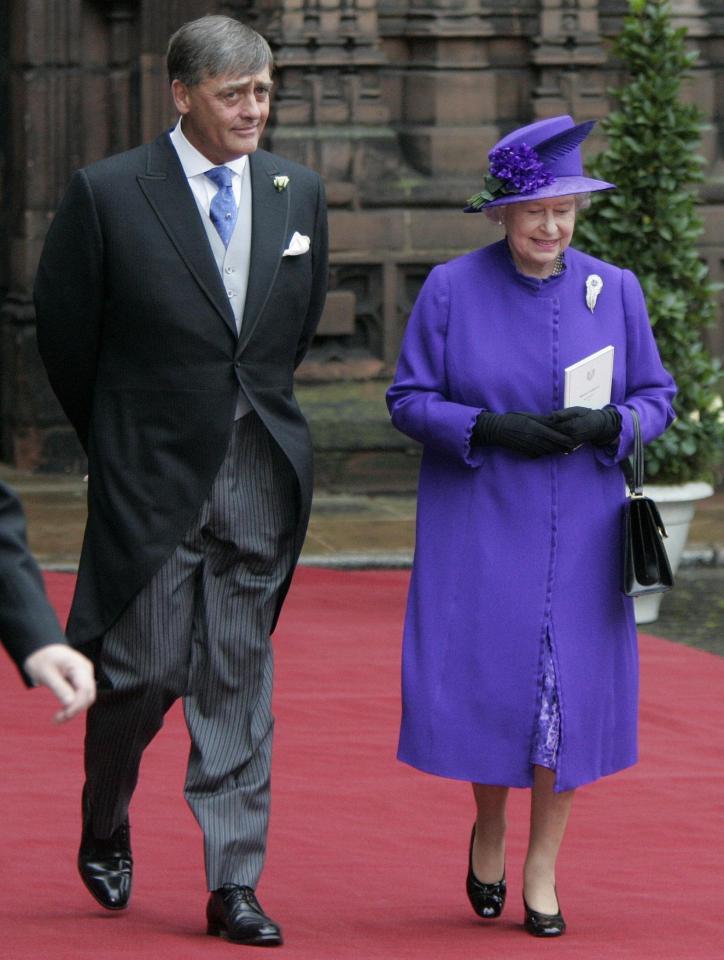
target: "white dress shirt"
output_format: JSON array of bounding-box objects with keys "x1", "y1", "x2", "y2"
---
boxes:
[
  {"x1": 169, "y1": 120, "x2": 247, "y2": 210},
  {"x1": 168, "y1": 120, "x2": 253, "y2": 420}
]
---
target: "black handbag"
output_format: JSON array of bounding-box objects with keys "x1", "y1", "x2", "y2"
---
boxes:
[{"x1": 621, "y1": 409, "x2": 674, "y2": 597}]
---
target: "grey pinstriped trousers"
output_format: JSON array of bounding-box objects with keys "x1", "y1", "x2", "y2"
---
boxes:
[{"x1": 83, "y1": 412, "x2": 297, "y2": 890}]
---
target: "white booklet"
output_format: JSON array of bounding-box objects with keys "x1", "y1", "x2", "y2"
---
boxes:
[{"x1": 564, "y1": 345, "x2": 614, "y2": 408}]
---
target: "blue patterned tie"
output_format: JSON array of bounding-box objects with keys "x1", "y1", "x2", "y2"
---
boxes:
[{"x1": 204, "y1": 166, "x2": 238, "y2": 247}]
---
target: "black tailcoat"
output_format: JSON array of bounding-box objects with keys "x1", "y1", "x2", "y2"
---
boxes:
[
  {"x1": 34, "y1": 133, "x2": 328, "y2": 645},
  {"x1": 0, "y1": 480, "x2": 67, "y2": 679}
]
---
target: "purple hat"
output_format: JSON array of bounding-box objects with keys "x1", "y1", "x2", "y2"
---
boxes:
[{"x1": 464, "y1": 115, "x2": 615, "y2": 212}]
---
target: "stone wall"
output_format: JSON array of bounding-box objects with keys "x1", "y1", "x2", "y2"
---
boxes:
[{"x1": 1, "y1": 0, "x2": 722, "y2": 473}]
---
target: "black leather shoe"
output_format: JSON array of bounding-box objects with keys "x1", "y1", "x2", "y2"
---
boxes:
[
  {"x1": 207, "y1": 885, "x2": 283, "y2": 946},
  {"x1": 523, "y1": 894, "x2": 566, "y2": 937},
  {"x1": 77, "y1": 788, "x2": 132, "y2": 911},
  {"x1": 466, "y1": 825, "x2": 506, "y2": 919}
]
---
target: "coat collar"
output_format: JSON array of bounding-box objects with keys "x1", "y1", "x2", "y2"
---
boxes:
[
  {"x1": 497, "y1": 238, "x2": 569, "y2": 294},
  {"x1": 137, "y1": 134, "x2": 291, "y2": 348},
  {"x1": 137, "y1": 132, "x2": 237, "y2": 337}
]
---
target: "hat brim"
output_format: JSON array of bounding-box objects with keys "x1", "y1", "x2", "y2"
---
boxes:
[{"x1": 464, "y1": 176, "x2": 616, "y2": 212}]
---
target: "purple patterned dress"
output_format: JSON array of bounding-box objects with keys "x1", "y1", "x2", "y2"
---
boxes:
[{"x1": 531, "y1": 637, "x2": 561, "y2": 769}]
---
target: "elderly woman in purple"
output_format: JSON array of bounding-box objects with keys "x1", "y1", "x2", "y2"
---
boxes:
[{"x1": 387, "y1": 116, "x2": 676, "y2": 938}]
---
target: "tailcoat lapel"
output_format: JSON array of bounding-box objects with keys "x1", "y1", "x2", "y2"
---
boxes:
[
  {"x1": 137, "y1": 133, "x2": 238, "y2": 338},
  {"x1": 236, "y1": 151, "x2": 291, "y2": 356}
]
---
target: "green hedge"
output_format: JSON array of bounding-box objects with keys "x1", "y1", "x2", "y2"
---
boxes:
[{"x1": 576, "y1": 0, "x2": 723, "y2": 485}]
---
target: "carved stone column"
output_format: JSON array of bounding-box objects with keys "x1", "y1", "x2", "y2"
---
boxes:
[
  {"x1": 248, "y1": 1, "x2": 403, "y2": 379},
  {"x1": 254, "y1": 0, "x2": 396, "y2": 206},
  {"x1": 138, "y1": 0, "x2": 205, "y2": 142},
  {"x1": 0, "y1": 0, "x2": 143, "y2": 469},
  {"x1": 2, "y1": 0, "x2": 92, "y2": 468},
  {"x1": 107, "y1": 2, "x2": 142, "y2": 154},
  {"x1": 390, "y1": 0, "x2": 499, "y2": 178},
  {"x1": 378, "y1": 1, "x2": 542, "y2": 194},
  {"x1": 532, "y1": 0, "x2": 607, "y2": 122}
]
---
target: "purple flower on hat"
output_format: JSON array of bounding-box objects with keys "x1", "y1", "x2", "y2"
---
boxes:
[
  {"x1": 489, "y1": 144, "x2": 555, "y2": 193},
  {"x1": 467, "y1": 142, "x2": 555, "y2": 210}
]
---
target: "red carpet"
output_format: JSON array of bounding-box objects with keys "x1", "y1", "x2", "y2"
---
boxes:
[{"x1": 1, "y1": 567, "x2": 722, "y2": 959}]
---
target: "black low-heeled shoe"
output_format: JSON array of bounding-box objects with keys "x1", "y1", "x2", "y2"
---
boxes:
[
  {"x1": 466, "y1": 826, "x2": 506, "y2": 919},
  {"x1": 523, "y1": 894, "x2": 566, "y2": 937}
]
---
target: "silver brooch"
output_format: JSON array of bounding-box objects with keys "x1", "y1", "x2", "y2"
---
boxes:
[{"x1": 585, "y1": 274, "x2": 603, "y2": 313}]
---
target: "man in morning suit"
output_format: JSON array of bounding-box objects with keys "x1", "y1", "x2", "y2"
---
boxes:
[
  {"x1": 34, "y1": 14, "x2": 328, "y2": 946},
  {"x1": 1, "y1": 479, "x2": 95, "y2": 722}
]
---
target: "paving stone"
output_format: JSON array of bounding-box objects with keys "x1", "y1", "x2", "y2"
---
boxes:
[{"x1": 1, "y1": 466, "x2": 722, "y2": 656}]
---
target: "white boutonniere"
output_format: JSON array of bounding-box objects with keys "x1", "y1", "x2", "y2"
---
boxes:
[
  {"x1": 273, "y1": 175, "x2": 290, "y2": 192},
  {"x1": 585, "y1": 274, "x2": 603, "y2": 313}
]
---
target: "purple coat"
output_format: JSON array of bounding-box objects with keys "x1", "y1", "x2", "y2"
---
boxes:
[{"x1": 387, "y1": 240, "x2": 676, "y2": 792}]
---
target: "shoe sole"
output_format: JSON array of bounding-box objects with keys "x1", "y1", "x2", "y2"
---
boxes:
[
  {"x1": 523, "y1": 916, "x2": 566, "y2": 937},
  {"x1": 524, "y1": 923, "x2": 566, "y2": 937},
  {"x1": 207, "y1": 925, "x2": 283, "y2": 946}
]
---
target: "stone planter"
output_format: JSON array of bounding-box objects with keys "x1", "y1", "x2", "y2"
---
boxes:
[{"x1": 634, "y1": 481, "x2": 714, "y2": 625}]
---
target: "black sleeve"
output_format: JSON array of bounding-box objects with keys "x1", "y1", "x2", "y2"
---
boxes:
[
  {"x1": 0, "y1": 481, "x2": 68, "y2": 684},
  {"x1": 34, "y1": 168, "x2": 105, "y2": 452}
]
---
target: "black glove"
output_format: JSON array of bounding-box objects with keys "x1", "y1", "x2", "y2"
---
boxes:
[
  {"x1": 474, "y1": 411, "x2": 577, "y2": 459},
  {"x1": 546, "y1": 405, "x2": 622, "y2": 446}
]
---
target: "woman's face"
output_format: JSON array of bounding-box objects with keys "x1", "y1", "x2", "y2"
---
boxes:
[{"x1": 503, "y1": 195, "x2": 576, "y2": 278}]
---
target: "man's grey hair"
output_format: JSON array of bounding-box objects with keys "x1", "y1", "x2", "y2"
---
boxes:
[
  {"x1": 167, "y1": 15, "x2": 273, "y2": 86},
  {"x1": 484, "y1": 192, "x2": 591, "y2": 225}
]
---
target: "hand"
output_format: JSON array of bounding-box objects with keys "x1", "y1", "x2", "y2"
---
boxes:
[
  {"x1": 23, "y1": 644, "x2": 96, "y2": 723},
  {"x1": 474, "y1": 412, "x2": 577, "y2": 459},
  {"x1": 546, "y1": 406, "x2": 622, "y2": 446}
]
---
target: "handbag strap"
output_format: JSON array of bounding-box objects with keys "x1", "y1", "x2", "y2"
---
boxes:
[{"x1": 621, "y1": 408, "x2": 644, "y2": 497}]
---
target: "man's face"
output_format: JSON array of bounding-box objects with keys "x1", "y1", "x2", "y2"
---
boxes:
[{"x1": 171, "y1": 68, "x2": 272, "y2": 164}]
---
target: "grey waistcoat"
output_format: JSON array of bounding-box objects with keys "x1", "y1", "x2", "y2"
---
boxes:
[{"x1": 195, "y1": 164, "x2": 253, "y2": 419}]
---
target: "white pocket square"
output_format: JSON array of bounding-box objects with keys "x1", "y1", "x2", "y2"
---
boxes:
[{"x1": 282, "y1": 232, "x2": 310, "y2": 257}]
